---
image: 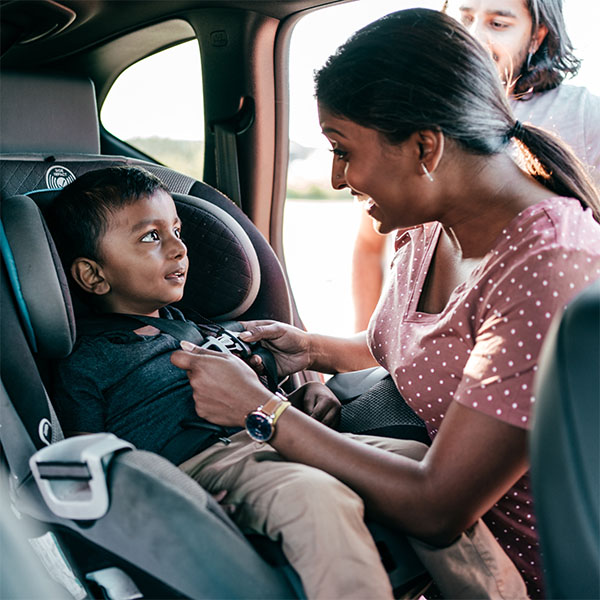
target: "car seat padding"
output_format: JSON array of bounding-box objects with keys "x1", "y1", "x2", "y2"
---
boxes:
[{"x1": 1, "y1": 195, "x2": 75, "y2": 359}]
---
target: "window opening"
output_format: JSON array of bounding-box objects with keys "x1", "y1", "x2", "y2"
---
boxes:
[{"x1": 101, "y1": 40, "x2": 204, "y2": 181}]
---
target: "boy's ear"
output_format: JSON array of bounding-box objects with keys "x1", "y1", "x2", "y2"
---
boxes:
[{"x1": 71, "y1": 258, "x2": 110, "y2": 296}]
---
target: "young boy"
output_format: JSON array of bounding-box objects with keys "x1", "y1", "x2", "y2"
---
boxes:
[{"x1": 48, "y1": 166, "x2": 403, "y2": 600}]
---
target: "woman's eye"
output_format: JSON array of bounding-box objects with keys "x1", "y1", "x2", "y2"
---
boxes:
[
  {"x1": 491, "y1": 20, "x2": 509, "y2": 29},
  {"x1": 141, "y1": 230, "x2": 160, "y2": 242},
  {"x1": 331, "y1": 148, "x2": 348, "y2": 160}
]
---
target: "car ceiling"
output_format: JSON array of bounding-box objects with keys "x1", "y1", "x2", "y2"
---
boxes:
[
  {"x1": 0, "y1": 0, "x2": 348, "y2": 69},
  {"x1": 0, "y1": 0, "x2": 350, "y2": 247}
]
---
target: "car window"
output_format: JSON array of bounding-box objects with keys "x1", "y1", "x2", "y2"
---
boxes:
[
  {"x1": 284, "y1": 1, "x2": 440, "y2": 337},
  {"x1": 100, "y1": 40, "x2": 205, "y2": 181}
]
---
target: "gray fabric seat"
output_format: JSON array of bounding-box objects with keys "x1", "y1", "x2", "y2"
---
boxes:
[{"x1": 530, "y1": 279, "x2": 600, "y2": 598}]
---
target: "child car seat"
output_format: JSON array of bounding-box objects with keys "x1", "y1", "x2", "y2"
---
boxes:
[
  {"x1": 0, "y1": 71, "x2": 293, "y2": 326},
  {"x1": 1, "y1": 191, "x2": 301, "y2": 598}
]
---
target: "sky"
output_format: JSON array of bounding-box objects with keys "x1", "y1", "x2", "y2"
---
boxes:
[{"x1": 101, "y1": 0, "x2": 600, "y2": 147}]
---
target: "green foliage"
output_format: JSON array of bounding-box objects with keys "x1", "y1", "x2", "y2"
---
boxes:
[
  {"x1": 286, "y1": 185, "x2": 349, "y2": 200},
  {"x1": 127, "y1": 137, "x2": 204, "y2": 181}
]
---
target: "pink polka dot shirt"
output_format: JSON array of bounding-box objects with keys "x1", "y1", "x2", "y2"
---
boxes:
[{"x1": 368, "y1": 197, "x2": 600, "y2": 597}]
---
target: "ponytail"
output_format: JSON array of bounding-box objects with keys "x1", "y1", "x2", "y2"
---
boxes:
[{"x1": 510, "y1": 122, "x2": 600, "y2": 221}]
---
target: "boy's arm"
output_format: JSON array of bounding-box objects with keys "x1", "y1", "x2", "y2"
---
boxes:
[{"x1": 52, "y1": 345, "x2": 108, "y2": 437}]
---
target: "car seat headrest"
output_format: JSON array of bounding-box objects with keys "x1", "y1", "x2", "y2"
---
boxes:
[
  {"x1": 171, "y1": 193, "x2": 261, "y2": 321},
  {"x1": 0, "y1": 72, "x2": 100, "y2": 154},
  {"x1": 1, "y1": 195, "x2": 76, "y2": 358},
  {"x1": 31, "y1": 189, "x2": 260, "y2": 323}
]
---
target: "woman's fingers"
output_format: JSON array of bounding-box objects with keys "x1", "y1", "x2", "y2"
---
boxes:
[{"x1": 238, "y1": 321, "x2": 284, "y2": 342}]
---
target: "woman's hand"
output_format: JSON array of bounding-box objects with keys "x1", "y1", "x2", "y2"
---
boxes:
[
  {"x1": 171, "y1": 342, "x2": 273, "y2": 427},
  {"x1": 238, "y1": 320, "x2": 312, "y2": 377},
  {"x1": 288, "y1": 382, "x2": 341, "y2": 428}
]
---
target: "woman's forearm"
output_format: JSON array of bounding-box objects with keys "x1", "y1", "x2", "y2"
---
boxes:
[
  {"x1": 308, "y1": 331, "x2": 378, "y2": 373},
  {"x1": 269, "y1": 402, "x2": 529, "y2": 546},
  {"x1": 269, "y1": 407, "x2": 443, "y2": 539}
]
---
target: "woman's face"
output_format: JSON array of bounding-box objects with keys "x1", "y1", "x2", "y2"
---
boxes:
[{"x1": 318, "y1": 103, "x2": 434, "y2": 234}]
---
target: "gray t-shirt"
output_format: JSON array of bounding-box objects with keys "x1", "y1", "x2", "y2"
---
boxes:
[
  {"x1": 53, "y1": 306, "x2": 223, "y2": 456},
  {"x1": 511, "y1": 84, "x2": 600, "y2": 185}
]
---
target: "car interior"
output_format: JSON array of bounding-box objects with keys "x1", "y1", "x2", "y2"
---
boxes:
[{"x1": 0, "y1": 0, "x2": 598, "y2": 598}]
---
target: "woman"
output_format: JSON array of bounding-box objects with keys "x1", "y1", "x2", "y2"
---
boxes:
[{"x1": 172, "y1": 8, "x2": 600, "y2": 598}]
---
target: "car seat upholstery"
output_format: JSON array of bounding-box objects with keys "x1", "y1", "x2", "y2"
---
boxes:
[
  {"x1": 530, "y1": 279, "x2": 600, "y2": 599},
  {"x1": 0, "y1": 71, "x2": 101, "y2": 155},
  {"x1": 1, "y1": 71, "x2": 428, "y2": 597}
]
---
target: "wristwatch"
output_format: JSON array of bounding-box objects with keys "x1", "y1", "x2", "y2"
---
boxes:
[{"x1": 245, "y1": 392, "x2": 291, "y2": 442}]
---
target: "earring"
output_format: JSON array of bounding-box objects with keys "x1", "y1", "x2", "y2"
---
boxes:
[{"x1": 421, "y1": 162, "x2": 434, "y2": 182}]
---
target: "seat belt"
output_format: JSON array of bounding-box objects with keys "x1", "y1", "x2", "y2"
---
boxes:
[
  {"x1": 213, "y1": 97, "x2": 255, "y2": 211},
  {"x1": 214, "y1": 122, "x2": 242, "y2": 210}
]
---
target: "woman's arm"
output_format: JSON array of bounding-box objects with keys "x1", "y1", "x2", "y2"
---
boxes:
[
  {"x1": 170, "y1": 346, "x2": 528, "y2": 546},
  {"x1": 239, "y1": 320, "x2": 377, "y2": 375},
  {"x1": 273, "y1": 400, "x2": 528, "y2": 545}
]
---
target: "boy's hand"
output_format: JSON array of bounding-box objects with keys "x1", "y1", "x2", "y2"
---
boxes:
[{"x1": 288, "y1": 382, "x2": 341, "y2": 429}]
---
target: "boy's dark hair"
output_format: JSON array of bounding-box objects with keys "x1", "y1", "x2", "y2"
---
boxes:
[
  {"x1": 515, "y1": 0, "x2": 581, "y2": 97},
  {"x1": 47, "y1": 166, "x2": 169, "y2": 269}
]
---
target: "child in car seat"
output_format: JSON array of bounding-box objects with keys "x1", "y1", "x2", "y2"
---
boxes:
[
  {"x1": 47, "y1": 165, "x2": 410, "y2": 599},
  {"x1": 48, "y1": 166, "x2": 527, "y2": 600}
]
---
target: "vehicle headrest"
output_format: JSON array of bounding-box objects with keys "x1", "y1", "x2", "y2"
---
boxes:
[
  {"x1": 1, "y1": 195, "x2": 76, "y2": 358},
  {"x1": 0, "y1": 72, "x2": 100, "y2": 154}
]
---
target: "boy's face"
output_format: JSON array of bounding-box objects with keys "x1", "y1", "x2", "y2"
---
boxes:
[{"x1": 94, "y1": 190, "x2": 188, "y2": 316}]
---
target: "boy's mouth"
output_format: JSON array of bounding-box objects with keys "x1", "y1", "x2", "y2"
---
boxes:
[{"x1": 165, "y1": 268, "x2": 186, "y2": 281}]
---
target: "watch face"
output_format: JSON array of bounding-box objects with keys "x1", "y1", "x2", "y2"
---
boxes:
[{"x1": 245, "y1": 412, "x2": 273, "y2": 442}]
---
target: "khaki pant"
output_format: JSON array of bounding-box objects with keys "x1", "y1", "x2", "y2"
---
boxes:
[{"x1": 180, "y1": 432, "x2": 527, "y2": 599}]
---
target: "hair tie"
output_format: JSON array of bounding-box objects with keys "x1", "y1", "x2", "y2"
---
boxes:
[{"x1": 509, "y1": 120, "x2": 525, "y2": 139}]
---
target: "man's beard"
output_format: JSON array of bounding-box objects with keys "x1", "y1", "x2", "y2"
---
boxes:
[{"x1": 502, "y1": 44, "x2": 530, "y2": 96}]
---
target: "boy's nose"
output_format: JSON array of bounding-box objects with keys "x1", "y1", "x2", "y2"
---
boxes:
[{"x1": 169, "y1": 235, "x2": 187, "y2": 259}]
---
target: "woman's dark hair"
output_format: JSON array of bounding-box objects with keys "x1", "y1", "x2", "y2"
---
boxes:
[
  {"x1": 315, "y1": 8, "x2": 599, "y2": 220},
  {"x1": 47, "y1": 166, "x2": 170, "y2": 270},
  {"x1": 514, "y1": 0, "x2": 581, "y2": 97}
]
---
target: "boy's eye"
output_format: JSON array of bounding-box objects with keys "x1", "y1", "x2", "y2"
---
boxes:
[
  {"x1": 140, "y1": 230, "x2": 160, "y2": 242},
  {"x1": 174, "y1": 227, "x2": 182, "y2": 239}
]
